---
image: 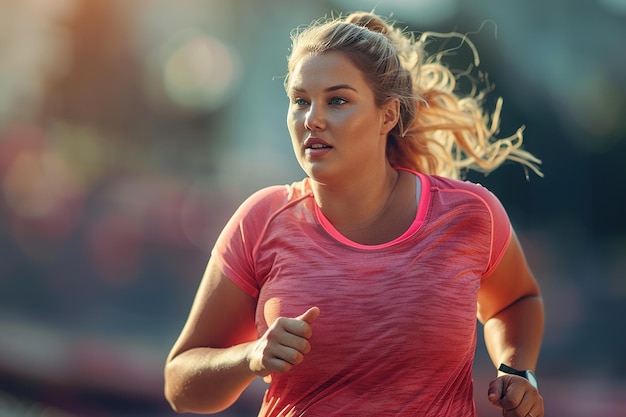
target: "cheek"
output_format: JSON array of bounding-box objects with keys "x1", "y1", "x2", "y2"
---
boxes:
[
  {"x1": 286, "y1": 110, "x2": 301, "y2": 133},
  {"x1": 342, "y1": 112, "x2": 376, "y2": 136},
  {"x1": 287, "y1": 114, "x2": 303, "y2": 155}
]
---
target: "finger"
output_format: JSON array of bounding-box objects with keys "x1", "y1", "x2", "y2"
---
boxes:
[
  {"x1": 277, "y1": 307, "x2": 320, "y2": 339},
  {"x1": 259, "y1": 334, "x2": 303, "y2": 367},
  {"x1": 262, "y1": 351, "x2": 298, "y2": 373},
  {"x1": 296, "y1": 306, "x2": 320, "y2": 324},
  {"x1": 507, "y1": 387, "x2": 543, "y2": 417},
  {"x1": 499, "y1": 379, "x2": 528, "y2": 411},
  {"x1": 524, "y1": 406, "x2": 540, "y2": 417},
  {"x1": 487, "y1": 377, "x2": 505, "y2": 406},
  {"x1": 274, "y1": 344, "x2": 306, "y2": 367},
  {"x1": 276, "y1": 329, "x2": 312, "y2": 355}
]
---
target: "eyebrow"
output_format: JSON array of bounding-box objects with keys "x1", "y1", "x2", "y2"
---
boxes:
[{"x1": 290, "y1": 84, "x2": 358, "y2": 93}]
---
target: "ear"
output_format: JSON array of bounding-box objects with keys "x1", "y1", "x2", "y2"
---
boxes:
[{"x1": 380, "y1": 98, "x2": 400, "y2": 135}]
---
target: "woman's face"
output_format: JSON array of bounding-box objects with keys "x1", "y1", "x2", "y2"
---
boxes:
[{"x1": 286, "y1": 51, "x2": 396, "y2": 184}]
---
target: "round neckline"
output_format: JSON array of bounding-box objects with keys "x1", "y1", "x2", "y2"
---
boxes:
[{"x1": 313, "y1": 170, "x2": 431, "y2": 250}]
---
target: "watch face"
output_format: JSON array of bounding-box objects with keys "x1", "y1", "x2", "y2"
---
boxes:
[{"x1": 525, "y1": 371, "x2": 538, "y2": 389}]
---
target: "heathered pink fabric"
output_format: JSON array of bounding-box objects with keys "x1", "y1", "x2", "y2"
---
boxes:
[{"x1": 213, "y1": 171, "x2": 511, "y2": 417}]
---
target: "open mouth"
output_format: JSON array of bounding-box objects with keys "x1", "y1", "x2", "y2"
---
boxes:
[
  {"x1": 308, "y1": 143, "x2": 331, "y2": 149},
  {"x1": 304, "y1": 137, "x2": 332, "y2": 154}
]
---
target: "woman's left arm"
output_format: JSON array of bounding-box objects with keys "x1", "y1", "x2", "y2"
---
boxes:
[{"x1": 477, "y1": 228, "x2": 545, "y2": 417}]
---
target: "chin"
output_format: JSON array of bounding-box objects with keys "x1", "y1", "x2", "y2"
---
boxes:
[{"x1": 306, "y1": 166, "x2": 341, "y2": 185}]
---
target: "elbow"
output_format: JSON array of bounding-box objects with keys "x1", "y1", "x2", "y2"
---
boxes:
[
  {"x1": 163, "y1": 367, "x2": 190, "y2": 414},
  {"x1": 164, "y1": 382, "x2": 223, "y2": 414},
  {"x1": 166, "y1": 399, "x2": 187, "y2": 414},
  {"x1": 165, "y1": 399, "x2": 201, "y2": 415},
  {"x1": 165, "y1": 393, "x2": 234, "y2": 415},
  {"x1": 164, "y1": 362, "x2": 235, "y2": 415},
  {"x1": 164, "y1": 389, "x2": 188, "y2": 414}
]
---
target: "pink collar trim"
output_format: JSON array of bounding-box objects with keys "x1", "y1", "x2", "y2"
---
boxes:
[{"x1": 314, "y1": 170, "x2": 430, "y2": 250}]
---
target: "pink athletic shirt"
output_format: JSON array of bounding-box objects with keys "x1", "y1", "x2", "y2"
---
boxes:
[{"x1": 213, "y1": 170, "x2": 512, "y2": 417}]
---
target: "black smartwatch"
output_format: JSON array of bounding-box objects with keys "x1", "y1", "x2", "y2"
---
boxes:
[{"x1": 498, "y1": 363, "x2": 538, "y2": 389}]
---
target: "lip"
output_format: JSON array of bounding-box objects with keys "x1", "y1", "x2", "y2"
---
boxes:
[
  {"x1": 303, "y1": 136, "x2": 333, "y2": 158},
  {"x1": 304, "y1": 136, "x2": 332, "y2": 149}
]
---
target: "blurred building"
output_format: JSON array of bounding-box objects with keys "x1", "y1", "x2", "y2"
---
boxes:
[{"x1": 0, "y1": 0, "x2": 625, "y2": 415}]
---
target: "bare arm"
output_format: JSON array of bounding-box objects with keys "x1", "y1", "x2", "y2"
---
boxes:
[
  {"x1": 478, "y1": 230, "x2": 544, "y2": 369},
  {"x1": 477, "y1": 229, "x2": 545, "y2": 416},
  {"x1": 164, "y1": 258, "x2": 259, "y2": 413},
  {"x1": 164, "y1": 258, "x2": 320, "y2": 414}
]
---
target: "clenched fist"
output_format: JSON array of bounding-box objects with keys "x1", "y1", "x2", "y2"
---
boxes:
[
  {"x1": 488, "y1": 374, "x2": 544, "y2": 417},
  {"x1": 248, "y1": 307, "x2": 320, "y2": 378}
]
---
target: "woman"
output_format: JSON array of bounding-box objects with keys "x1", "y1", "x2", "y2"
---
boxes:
[{"x1": 164, "y1": 11, "x2": 545, "y2": 417}]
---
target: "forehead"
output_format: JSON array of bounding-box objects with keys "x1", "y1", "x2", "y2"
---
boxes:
[{"x1": 288, "y1": 51, "x2": 370, "y2": 92}]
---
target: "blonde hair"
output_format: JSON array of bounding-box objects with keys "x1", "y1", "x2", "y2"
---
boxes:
[{"x1": 286, "y1": 11, "x2": 542, "y2": 179}]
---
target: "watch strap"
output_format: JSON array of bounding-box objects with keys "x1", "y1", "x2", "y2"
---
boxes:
[{"x1": 498, "y1": 363, "x2": 538, "y2": 389}]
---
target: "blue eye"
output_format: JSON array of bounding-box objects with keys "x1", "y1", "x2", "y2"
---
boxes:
[
  {"x1": 329, "y1": 97, "x2": 347, "y2": 105},
  {"x1": 292, "y1": 97, "x2": 309, "y2": 106}
]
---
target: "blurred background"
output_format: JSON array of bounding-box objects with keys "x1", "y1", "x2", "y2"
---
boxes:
[{"x1": 0, "y1": 0, "x2": 624, "y2": 416}]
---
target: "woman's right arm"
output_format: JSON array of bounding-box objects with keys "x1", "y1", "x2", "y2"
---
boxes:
[
  {"x1": 164, "y1": 258, "x2": 259, "y2": 413},
  {"x1": 164, "y1": 257, "x2": 320, "y2": 414}
]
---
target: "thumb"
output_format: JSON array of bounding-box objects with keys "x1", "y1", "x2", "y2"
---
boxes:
[
  {"x1": 487, "y1": 377, "x2": 504, "y2": 406},
  {"x1": 297, "y1": 306, "x2": 320, "y2": 325}
]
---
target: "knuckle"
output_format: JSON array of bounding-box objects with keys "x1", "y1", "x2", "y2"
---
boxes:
[
  {"x1": 270, "y1": 317, "x2": 287, "y2": 331},
  {"x1": 261, "y1": 356, "x2": 273, "y2": 371}
]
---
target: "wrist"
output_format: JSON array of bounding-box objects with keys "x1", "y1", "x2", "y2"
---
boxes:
[{"x1": 498, "y1": 363, "x2": 538, "y2": 389}]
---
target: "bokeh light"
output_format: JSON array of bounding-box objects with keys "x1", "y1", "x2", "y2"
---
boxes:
[
  {"x1": 0, "y1": 1, "x2": 625, "y2": 416},
  {"x1": 163, "y1": 32, "x2": 242, "y2": 112}
]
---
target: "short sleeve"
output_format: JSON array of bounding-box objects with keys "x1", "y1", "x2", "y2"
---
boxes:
[
  {"x1": 211, "y1": 185, "x2": 287, "y2": 298},
  {"x1": 470, "y1": 184, "x2": 513, "y2": 278}
]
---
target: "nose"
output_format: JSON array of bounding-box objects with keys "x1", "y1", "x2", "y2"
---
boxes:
[{"x1": 304, "y1": 103, "x2": 325, "y2": 131}]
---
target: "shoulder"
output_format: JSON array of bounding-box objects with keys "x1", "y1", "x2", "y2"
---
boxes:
[
  {"x1": 426, "y1": 175, "x2": 504, "y2": 210},
  {"x1": 430, "y1": 175, "x2": 513, "y2": 274},
  {"x1": 211, "y1": 178, "x2": 313, "y2": 296},
  {"x1": 425, "y1": 173, "x2": 511, "y2": 238},
  {"x1": 228, "y1": 178, "x2": 313, "y2": 225},
  {"x1": 239, "y1": 178, "x2": 311, "y2": 209},
  {"x1": 428, "y1": 174, "x2": 490, "y2": 194}
]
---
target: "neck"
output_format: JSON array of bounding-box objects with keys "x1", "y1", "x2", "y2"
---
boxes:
[{"x1": 312, "y1": 165, "x2": 401, "y2": 236}]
